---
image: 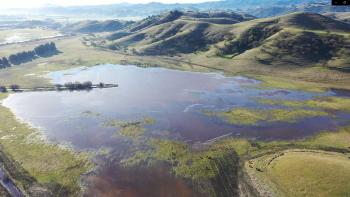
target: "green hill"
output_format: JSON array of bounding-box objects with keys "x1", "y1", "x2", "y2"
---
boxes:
[
  {"x1": 105, "y1": 10, "x2": 255, "y2": 55},
  {"x1": 102, "y1": 12, "x2": 350, "y2": 71},
  {"x1": 122, "y1": 10, "x2": 255, "y2": 34}
]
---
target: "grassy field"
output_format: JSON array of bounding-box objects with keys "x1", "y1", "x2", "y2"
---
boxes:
[
  {"x1": 0, "y1": 94, "x2": 93, "y2": 196},
  {"x1": 0, "y1": 28, "x2": 61, "y2": 45},
  {"x1": 246, "y1": 150, "x2": 350, "y2": 197},
  {"x1": 241, "y1": 126, "x2": 350, "y2": 196}
]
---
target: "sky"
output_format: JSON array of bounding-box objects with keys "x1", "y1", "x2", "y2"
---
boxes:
[{"x1": 0, "y1": 0, "x2": 219, "y2": 9}]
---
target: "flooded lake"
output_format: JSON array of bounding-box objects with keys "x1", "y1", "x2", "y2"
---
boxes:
[{"x1": 2, "y1": 64, "x2": 350, "y2": 196}]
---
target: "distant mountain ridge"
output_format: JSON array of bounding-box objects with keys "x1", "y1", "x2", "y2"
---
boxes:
[
  {"x1": 247, "y1": 2, "x2": 350, "y2": 17},
  {"x1": 5, "y1": 0, "x2": 349, "y2": 18}
]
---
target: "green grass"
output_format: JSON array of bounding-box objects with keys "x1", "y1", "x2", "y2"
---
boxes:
[
  {"x1": 205, "y1": 108, "x2": 327, "y2": 126},
  {"x1": 119, "y1": 124, "x2": 145, "y2": 138},
  {"x1": 0, "y1": 93, "x2": 93, "y2": 196},
  {"x1": 122, "y1": 138, "x2": 242, "y2": 196},
  {"x1": 246, "y1": 150, "x2": 350, "y2": 197},
  {"x1": 261, "y1": 96, "x2": 350, "y2": 112},
  {"x1": 300, "y1": 127, "x2": 350, "y2": 149},
  {"x1": 123, "y1": 138, "x2": 247, "y2": 189},
  {"x1": 104, "y1": 117, "x2": 155, "y2": 138},
  {"x1": 244, "y1": 126, "x2": 350, "y2": 196},
  {"x1": 256, "y1": 75, "x2": 327, "y2": 92}
]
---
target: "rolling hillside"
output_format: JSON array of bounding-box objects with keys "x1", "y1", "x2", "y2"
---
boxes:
[
  {"x1": 62, "y1": 20, "x2": 134, "y2": 33},
  {"x1": 102, "y1": 11, "x2": 350, "y2": 71},
  {"x1": 105, "y1": 10, "x2": 255, "y2": 54}
]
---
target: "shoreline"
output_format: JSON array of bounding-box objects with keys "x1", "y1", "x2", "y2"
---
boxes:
[
  {"x1": 0, "y1": 94, "x2": 94, "y2": 196},
  {"x1": 2, "y1": 83, "x2": 118, "y2": 93},
  {"x1": 0, "y1": 161, "x2": 24, "y2": 197}
]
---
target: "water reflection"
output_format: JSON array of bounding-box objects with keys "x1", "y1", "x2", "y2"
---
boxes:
[{"x1": 2, "y1": 64, "x2": 349, "y2": 196}]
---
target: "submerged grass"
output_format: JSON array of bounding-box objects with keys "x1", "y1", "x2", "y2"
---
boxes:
[
  {"x1": 261, "y1": 96, "x2": 350, "y2": 112},
  {"x1": 299, "y1": 127, "x2": 350, "y2": 150},
  {"x1": 119, "y1": 124, "x2": 145, "y2": 138},
  {"x1": 255, "y1": 75, "x2": 327, "y2": 93},
  {"x1": 121, "y1": 122, "x2": 350, "y2": 197},
  {"x1": 104, "y1": 117, "x2": 155, "y2": 138},
  {"x1": 122, "y1": 138, "x2": 246, "y2": 196},
  {"x1": 0, "y1": 93, "x2": 93, "y2": 196},
  {"x1": 205, "y1": 108, "x2": 327, "y2": 126}
]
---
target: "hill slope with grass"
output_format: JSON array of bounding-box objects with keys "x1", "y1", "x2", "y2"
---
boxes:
[
  {"x1": 103, "y1": 10, "x2": 255, "y2": 54},
  {"x1": 63, "y1": 20, "x2": 134, "y2": 33},
  {"x1": 101, "y1": 12, "x2": 350, "y2": 71}
]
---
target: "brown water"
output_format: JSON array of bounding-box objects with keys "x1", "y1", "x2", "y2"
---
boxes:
[
  {"x1": 84, "y1": 164, "x2": 201, "y2": 197},
  {"x1": 2, "y1": 64, "x2": 350, "y2": 196}
]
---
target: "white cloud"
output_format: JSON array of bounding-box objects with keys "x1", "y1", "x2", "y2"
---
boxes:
[{"x1": 0, "y1": 0, "x2": 219, "y2": 8}]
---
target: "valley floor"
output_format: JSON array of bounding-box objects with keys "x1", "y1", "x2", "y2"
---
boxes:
[
  {"x1": 1, "y1": 35, "x2": 350, "y2": 91},
  {"x1": 0, "y1": 34, "x2": 349, "y2": 196}
]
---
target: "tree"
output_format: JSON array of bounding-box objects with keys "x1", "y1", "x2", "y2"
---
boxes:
[
  {"x1": 64, "y1": 82, "x2": 75, "y2": 90},
  {"x1": 82, "y1": 81, "x2": 93, "y2": 89},
  {"x1": 0, "y1": 86, "x2": 7, "y2": 93},
  {"x1": 64, "y1": 81, "x2": 93, "y2": 90},
  {"x1": 74, "y1": 82, "x2": 83, "y2": 89},
  {"x1": 0, "y1": 57, "x2": 10, "y2": 68},
  {"x1": 8, "y1": 51, "x2": 35, "y2": 65},
  {"x1": 10, "y1": 84, "x2": 20, "y2": 91},
  {"x1": 54, "y1": 84, "x2": 63, "y2": 91},
  {"x1": 34, "y1": 42, "x2": 58, "y2": 57}
]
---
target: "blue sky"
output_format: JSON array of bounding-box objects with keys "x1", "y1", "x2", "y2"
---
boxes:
[{"x1": 1, "y1": 0, "x2": 219, "y2": 8}]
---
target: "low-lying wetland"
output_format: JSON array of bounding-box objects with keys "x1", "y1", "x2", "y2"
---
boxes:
[{"x1": 1, "y1": 64, "x2": 350, "y2": 196}]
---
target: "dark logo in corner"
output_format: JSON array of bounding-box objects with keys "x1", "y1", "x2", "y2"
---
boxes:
[{"x1": 332, "y1": 0, "x2": 350, "y2": 5}]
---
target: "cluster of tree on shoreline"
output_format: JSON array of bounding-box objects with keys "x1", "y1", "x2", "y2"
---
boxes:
[
  {"x1": 0, "y1": 42, "x2": 58, "y2": 68},
  {"x1": 59, "y1": 81, "x2": 107, "y2": 90},
  {"x1": 0, "y1": 84, "x2": 20, "y2": 92},
  {"x1": 58, "y1": 81, "x2": 94, "y2": 90},
  {"x1": 0, "y1": 57, "x2": 10, "y2": 68},
  {"x1": 0, "y1": 81, "x2": 109, "y2": 93}
]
